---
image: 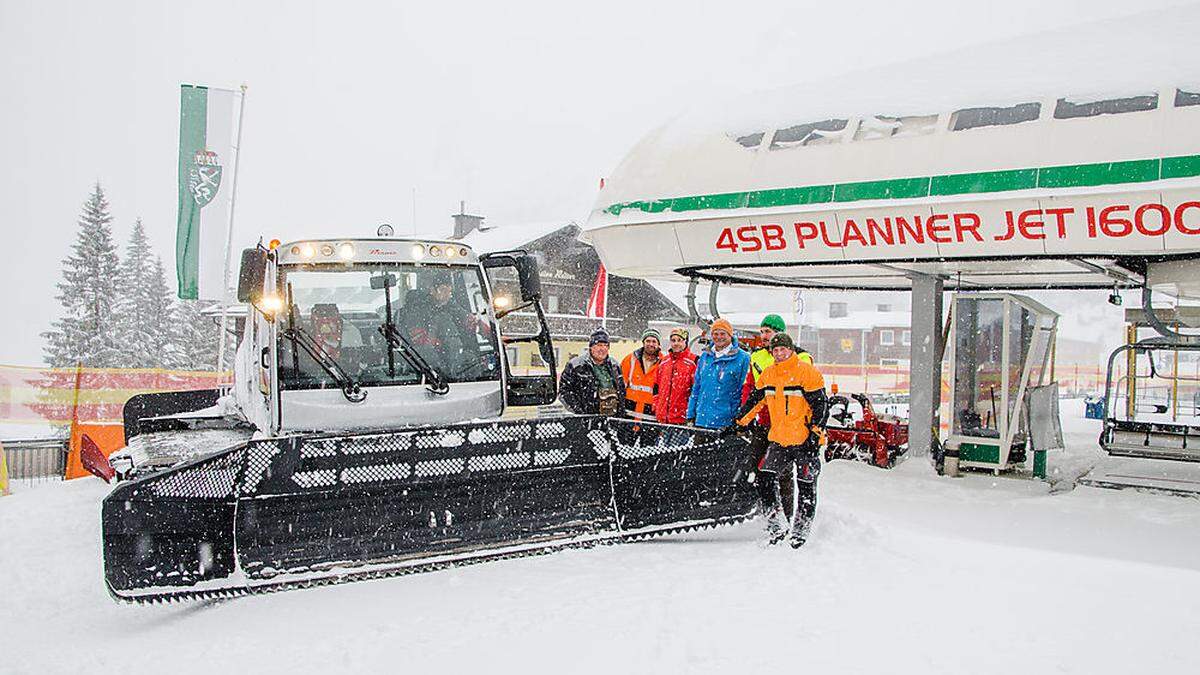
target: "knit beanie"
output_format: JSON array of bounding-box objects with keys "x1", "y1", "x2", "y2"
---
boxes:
[
  {"x1": 710, "y1": 318, "x2": 733, "y2": 336},
  {"x1": 769, "y1": 332, "x2": 795, "y2": 351},
  {"x1": 760, "y1": 314, "x2": 786, "y2": 333},
  {"x1": 589, "y1": 329, "x2": 610, "y2": 347},
  {"x1": 669, "y1": 327, "x2": 689, "y2": 341},
  {"x1": 640, "y1": 328, "x2": 661, "y2": 342}
]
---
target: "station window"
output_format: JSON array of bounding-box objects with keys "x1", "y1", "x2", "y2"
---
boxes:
[
  {"x1": 854, "y1": 114, "x2": 939, "y2": 141},
  {"x1": 734, "y1": 132, "x2": 764, "y2": 148},
  {"x1": 1175, "y1": 89, "x2": 1200, "y2": 108},
  {"x1": 877, "y1": 303, "x2": 891, "y2": 312},
  {"x1": 1053, "y1": 94, "x2": 1158, "y2": 119},
  {"x1": 770, "y1": 119, "x2": 849, "y2": 149},
  {"x1": 547, "y1": 294, "x2": 560, "y2": 313},
  {"x1": 950, "y1": 103, "x2": 1041, "y2": 131},
  {"x1": 829, "y1": 301, "x2": 848, "y2": 319},
  {"x1": 880, "y1": 329, "x2": 895, "y2": 346},
  {"x1": 505, "y1": 346, "x2": 519, "y2": 367},
  {"x1": 902, "y1": 330, "x2": 911, "y2": 346}
]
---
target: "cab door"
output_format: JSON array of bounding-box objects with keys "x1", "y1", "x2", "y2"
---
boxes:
[{"x1": 480, "y1": 251, "x2": 558, "y2": 407}]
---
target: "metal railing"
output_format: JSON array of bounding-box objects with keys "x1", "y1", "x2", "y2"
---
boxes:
[{"x1": 1, "y1": 438, "x2": 67, "y2": 484}]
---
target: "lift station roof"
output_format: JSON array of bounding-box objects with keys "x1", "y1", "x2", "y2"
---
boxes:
[{"x1": 583, "y1": 6, "x2": 1200, "y2": 295}]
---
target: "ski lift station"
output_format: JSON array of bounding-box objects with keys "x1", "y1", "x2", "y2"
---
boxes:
[{"x1": 584, "y1": 8, "x2": 1200, "y2": 491}]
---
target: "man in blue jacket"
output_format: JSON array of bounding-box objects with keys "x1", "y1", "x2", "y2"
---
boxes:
[{"x1": 686, "y1": 318, "x2": 751, "y2": 429}]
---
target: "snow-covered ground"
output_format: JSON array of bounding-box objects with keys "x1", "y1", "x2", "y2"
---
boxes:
[{"x1": 3, "y1": 401, "x2": 1198, "y2": 674}]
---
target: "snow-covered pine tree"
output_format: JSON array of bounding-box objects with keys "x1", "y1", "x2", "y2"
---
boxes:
[
  {"x1": 42, "y1": 183, "x2": 124, "y2": 368},
  {"x1": 114, "y1": 219, "x2": 176, "y2": 368},
  {"x1": 171, "y1": 298, "x2": 221, "y2": 371}
]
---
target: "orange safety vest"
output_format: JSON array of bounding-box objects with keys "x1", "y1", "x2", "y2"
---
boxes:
[
  {"x1": 621, "y1": 349, "x2": 660, "y2": 421},
  {"x1": 738, "y1": 354, "x2": 825, "y2": 446}
]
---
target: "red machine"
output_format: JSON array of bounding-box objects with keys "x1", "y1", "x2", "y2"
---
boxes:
[{"x1": 824, "y1": 393, "x2": 908, "y2": 468}]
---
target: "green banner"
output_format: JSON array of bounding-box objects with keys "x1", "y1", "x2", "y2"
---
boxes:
[{"x1": 176, "y1": 85, "x2": 208, "y2": 300}]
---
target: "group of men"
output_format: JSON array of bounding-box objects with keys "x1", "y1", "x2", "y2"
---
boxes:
[{"x1": 558, "y1": 315, "x2": 828, "y2": 549}]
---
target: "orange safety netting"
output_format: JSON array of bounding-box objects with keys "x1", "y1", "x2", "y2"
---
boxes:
[{"x1": 0, "y1": 364, "x2": 226, "y2": 426}]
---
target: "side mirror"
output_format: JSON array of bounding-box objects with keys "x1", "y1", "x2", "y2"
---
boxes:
[
  {"x1": 237, "y1": 248, "x2": 268, "y2": 303},
  {"x1": 513, "y1": 254, "x2": 542, "y2": 301},
  {"x1": 481, "y1": 250, "x2": 542, "y2": 302}
]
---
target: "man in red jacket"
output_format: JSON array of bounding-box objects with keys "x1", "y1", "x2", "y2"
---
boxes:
[{"x1": 654, "y1": 327, "x2": 697, "y2": 425}]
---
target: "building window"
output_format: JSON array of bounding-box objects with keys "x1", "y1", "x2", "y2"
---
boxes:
[
  {"x1": 547, "y1": 295, "x2": 560, "y2": 313},
  {"x1": 1054, "y1": 94, "x2": 1158, "y2": 119},
  {"x1": 853, "y1": 114, "x2": 938, "y2": 141},
  {"x1": 770, "y1": 119, "x2": 849, "y2": 149},
  {"x1": 829, "y1": 302, "x2": 848, "y2": 319},
  {"x1": 877, "y1": 303, "x2": 891, "y2": 312},
  {"x1": 902, "y1": 330, "x2": 911, "y2": 346},
  {"x1": 505, "y1": 347, "x2": 519, "y2": 367},
  {"x1": 733, "y1": 132, "x2": 764, "y2": 148},
  {"x1": 950, "y1": 102, "x2": 1040, "y2": 131},
  {"x1": 880, "y1": 358, "x2": 898, "y2": 367},
  {"x1": 1175, "y1": 89, "x2": 1200, "y2": 108},
  {"x1": 880, "y1": 329, "x2": 895, "y2": 346}
]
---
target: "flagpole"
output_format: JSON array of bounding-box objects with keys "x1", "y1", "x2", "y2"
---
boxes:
[{"x1": 215, "y1": 84, "x2": 247, "y2": 387}]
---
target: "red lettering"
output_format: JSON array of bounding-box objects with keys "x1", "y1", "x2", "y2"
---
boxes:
[
  {"x1": 952, "y1": 213, "x2": 983, "y2": 243},
  {"x1": 995, "y1": 212, "x2": 1016, "y2": 241},
  {"x1": 761, "y1": 224, "x2": 786, "y2": 250},
  {"x1": 1017, "y1": 209, "x2": 1045, "y2": 240},
  {"x1": 736, "y1": 225, "x2": 762, "y2": 252},
  {"x1": 1099, "y1": 205, "x2": 1133, "y2": 237},
  {"x1": 793, "y1": 222, "x2": 819, "y2": 248},
  {"x1": 866, "y1": 217, "x2": 894, "y2": 246},
  {"x1": 1135, "y1": 203, "x2": 1171, "y2": 236},
  {"x1": 927, "y1": 214, "x2": 951, "y2": 244},
  {"x1": 819, "y1": 220, "x2": 843, "y2": 248},
  {"x1": 842, "y1": 218, "x2": 868, "y2": 247},
  {"x1": 1086, "y1": 207, "x2": 1098, "y2": 238},
  {"x1": 716, "y1": 227, "x2": 738, "y2": 252},
  {"x1": 1044, "y1": 207, "x2": 1073, "y2": 238},
  {"x1": 896, "y1": 216, "x2": 924, "y2": 244},
  {"x1": 1176, "y1": 201, "x2": 1200, "y2": 235}
]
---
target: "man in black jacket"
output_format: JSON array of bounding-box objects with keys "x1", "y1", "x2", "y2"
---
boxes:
[{"x1": 559, "y1": 329, "x2": 625, "y2": 415}]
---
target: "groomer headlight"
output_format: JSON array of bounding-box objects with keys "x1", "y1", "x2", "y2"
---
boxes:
[
  {"x1": 338, "y1": 242, "x2": 355, "y2": 260},
  {"x1": 320, "y1": 244, "x2": 335, "y2": 257},
  {"x1": 260, "y1": 294, "x2": 284, "y2": 314},
  {"x1": 412, "y1": 243, "x2": 426, "y2": 260},
  {"x1": 429, "y1": 245, "x2": 443, "y2": 257},
  {"x1": 300, "y1": 243, "x2": 316, "y2": 259},
  {"x1": 445, "y1": 246, "x2": 459, "y2": 258}
]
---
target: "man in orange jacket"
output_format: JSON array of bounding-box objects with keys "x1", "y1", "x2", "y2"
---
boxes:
[
  {"x1": 722, "y1": 332, "x2": 828, "y2": 548},
  {"x1": 621, "y1": 328, "x2": 662, "y2": 422}
]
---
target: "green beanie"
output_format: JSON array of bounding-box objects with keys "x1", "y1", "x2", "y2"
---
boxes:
[
  {"x1": 640, "y1": 328, "x2": 661, "y2": 342},
  {"x1": 760, "y1": 314, "x2": 786, "y2": 333}
]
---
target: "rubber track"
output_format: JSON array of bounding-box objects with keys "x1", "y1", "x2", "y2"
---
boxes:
[{"x1": 111, "y1": 514, "x2": 754, "y2": 605}]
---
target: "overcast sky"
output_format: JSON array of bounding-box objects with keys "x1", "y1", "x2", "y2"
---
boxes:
[{"x1": 1, "y1": 0, "x2": 1188, "y2": 365}]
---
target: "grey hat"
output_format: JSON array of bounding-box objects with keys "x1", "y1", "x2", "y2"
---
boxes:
[
  {"x1": 769, "y1": 332, "x2": 795, "y2": 351},
  {"x1": 589, "y1": 329, "x2": 611, "y2": 347}
]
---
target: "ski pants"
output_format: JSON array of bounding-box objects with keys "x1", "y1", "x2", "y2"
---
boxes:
[{"x1": 756, "y1": 440, "x2": 820, "y2": 527}]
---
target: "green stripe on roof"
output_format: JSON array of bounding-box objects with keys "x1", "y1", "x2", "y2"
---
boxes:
[
  {"x1": 834, "y1": 176, "x2": 930, "y2": 202},
  {"x1": 1036, "y1": 158, "x2": 1159, "y2": 188},
  {"x1": 604, "y1": 153, "x2": 1200, "y2": 216},
  {"x1": 931, "y1": 168, "x2": 1037, "y2": 196}
]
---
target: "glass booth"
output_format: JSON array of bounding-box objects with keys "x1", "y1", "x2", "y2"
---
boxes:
[{"x1": 945, "y1": 293, "x2": 1059, "y2": 474}]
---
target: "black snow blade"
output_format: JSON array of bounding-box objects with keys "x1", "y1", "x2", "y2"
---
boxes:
[{"x1": 101, "y1": 416, "x2": 756, "y2": 602}]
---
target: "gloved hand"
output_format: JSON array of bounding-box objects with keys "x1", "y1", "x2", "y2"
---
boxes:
[{"x1": 718, "y1": 423, "x2": 740, "y2": 439}]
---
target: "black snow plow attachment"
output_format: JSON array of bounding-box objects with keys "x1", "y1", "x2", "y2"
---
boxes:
[{"x1": 102, "y1": 417, "x2": 757, "y2": 603}]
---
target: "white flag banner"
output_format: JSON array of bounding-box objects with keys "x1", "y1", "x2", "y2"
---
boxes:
[{"x1": 175, "y1": 84, "x2": 241, "y2": 300}]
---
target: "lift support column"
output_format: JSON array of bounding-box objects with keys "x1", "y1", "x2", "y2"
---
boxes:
[{"x1": 908, "y1": 274, "x2": 944, "y2": 459}]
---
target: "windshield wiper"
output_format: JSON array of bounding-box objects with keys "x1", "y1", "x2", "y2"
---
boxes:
[
  {"x1": 378, "y1": 323, "x2": 450, "y2": 396},
  {"x1": 374, "y1": 271, "x2": 449, "y2": 396},
  {"x1": 283, "y1": 284, "x2": 366, "y2": 403}
]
